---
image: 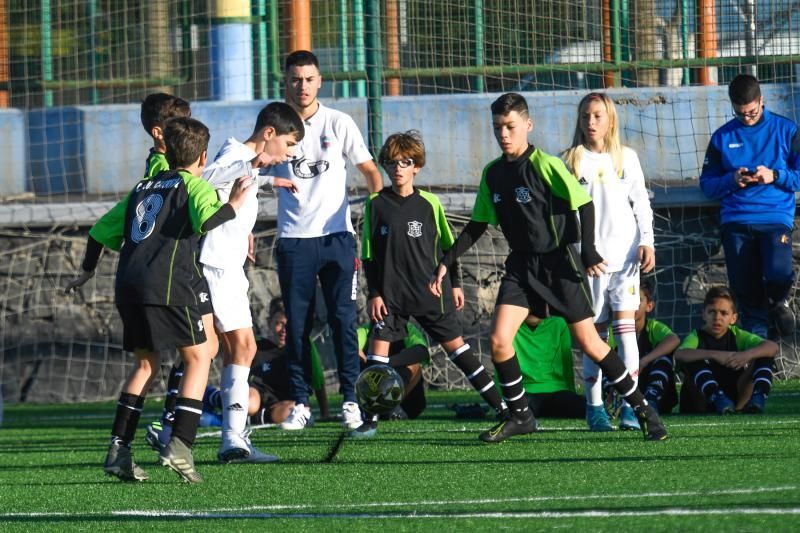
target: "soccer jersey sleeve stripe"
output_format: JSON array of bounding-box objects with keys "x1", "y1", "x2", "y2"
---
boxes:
[
  {"x1": 533, "y1": 149, "x2": 591, "y2": 210},
  {"x1": 88, "y1": 192, "x2": 131, "y2": 251},
  {"x1": 732, "y1": 325, "x2": 765, "y2": 350},
  {"x1": 183, "y1": 172, "x2": 226, "y2": 234},
  {"x1": 471, "y1": 164, "x2": 499, "y2": 225},
  {"x1": 419, "y1": 190, "x2": 455, "y2": 250},
  {"x1": 361, "y1": 193, "x2": 378, "y2": 261},
  {"x1": 677, "y1": 330, "x2": 700, "y2": 351}
]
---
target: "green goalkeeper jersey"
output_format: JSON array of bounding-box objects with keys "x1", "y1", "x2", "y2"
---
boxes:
[{"x1": 513, "y1": 316, "x2": 576, "y2": 394}]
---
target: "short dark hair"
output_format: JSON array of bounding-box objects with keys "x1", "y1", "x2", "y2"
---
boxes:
[
  {"x1": 379, "y1": 130, "x2": 426, "y2": 168},
  {"x1": 728, "y1": 74, "x2": 761, "y2": 106},
  {"x1": 253, "y1": 102, "x2": 305, "y2": 140},
  {"x1": 163, "y1": 117, "x2": 209, "y2": 169},
  {"x1": 268, "y1": 297, "x2": 285, "y2": 319},
  {"x1": 704, "y1": 286, "x2": 737, "y2": 311},
  {"x1": 640, "y1": 278, "x2": 655, "y2": 302},
  {"x1": 285, "y1": 50, "x2": 319, "y2": 72},
  {"x1": 491, "y1": 92, "x2": 529, "y2": 117},
  {"x1": 141, "y1": 93, "x2": 191, "y2": 134}
]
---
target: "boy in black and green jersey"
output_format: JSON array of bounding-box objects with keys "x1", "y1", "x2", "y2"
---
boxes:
[
  {"x1": 430, "y1": 93, "x2": 666, "y2": 442},
  {"x1": 356, "y1": 321, "x2": 430, "y2": 420},
  {"x1": 608, "y1": 280, "x2": 680, "y2": 414},
  {"x1": 66, "y1": 117, "x2": 253, "y2": 483},
  {"x1": 512, "y1": 315, "x2": 585, "y2": 419},
  {"x1": 675, "y1": 286, "x2": 778, "y2": 415},
  {"x1": 356, "y1": 130, "x2": 507, "y2": 437}
]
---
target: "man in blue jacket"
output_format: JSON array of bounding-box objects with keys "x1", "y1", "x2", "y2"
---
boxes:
[{"x1": 700, "y1": 74, "x2": 798, "y2": 339}]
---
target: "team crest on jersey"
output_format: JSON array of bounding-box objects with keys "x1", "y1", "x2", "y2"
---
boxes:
[
  {"x1": 514, "y1": 187, "x2": 531, "y2": 204},
  {"x1": 291, "y1": 156, "x2": 330, "y2": 179},
  {"x1": 493, "y1": 193, "x2": 501, "y2": 204},
  {"x1": 407, "y1": 220, "x2": 423, "y2": 238},
  {"x1": 261, "y1": 362, "x2": 272, "y2": 373},
  {"x1": 380, "y1": 225, "x2": 389, "y2": 236},
  {"x1": 320, "y1": 135, "x2": 332, "y2": 149}
]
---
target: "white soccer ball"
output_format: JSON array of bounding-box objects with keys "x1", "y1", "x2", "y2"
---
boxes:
[{"x1": 355, "y1": 364, "x2": 405, "y2": 416}]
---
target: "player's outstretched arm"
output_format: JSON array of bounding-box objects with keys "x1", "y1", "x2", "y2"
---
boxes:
[
  {"x1": 65, "y1": 235, "x2": 104, "y2": 293},
  {"x1": 429, "y1": 220, "x2": 487, "y2": 297}
]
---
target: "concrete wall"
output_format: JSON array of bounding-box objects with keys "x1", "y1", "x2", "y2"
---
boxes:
[
  {"x1": 21, "y1": 84, "x2": 800, "y2": 194},
  {"x1": 0, "y1": 109, "x2": 27, "y2": 196}
]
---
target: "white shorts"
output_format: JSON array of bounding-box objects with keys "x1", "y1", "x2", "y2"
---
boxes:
[
  {"x1": 589, "y1": 262, "x2": 640, "y2": 323},
  {"x1": 203, "y1": 264, "x2": 252, "y2": 333}
]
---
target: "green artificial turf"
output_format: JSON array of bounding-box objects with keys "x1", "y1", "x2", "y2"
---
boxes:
[{"x1": 0, "y1": 382, "x2": 798, "y2": 531}]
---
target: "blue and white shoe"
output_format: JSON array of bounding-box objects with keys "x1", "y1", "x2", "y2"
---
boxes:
[
  {"x1": 586, "y1": 404, "x2": 613, "y2": 432},
  {"x1": 349, "y1": 420, "x2": 378, "y2": 439},
  {"x1": 743, "y1": 392, "x2": 767, "y2": 414},
  {"x1": 199, "y1": 411, "x2": 222, "y2": 427},
  {"x1": 710, "y1": 391, "x2": 735, "y2": 415},
  {"x1": 619, "y1": 404, "x2": 641, "y2": 431}
]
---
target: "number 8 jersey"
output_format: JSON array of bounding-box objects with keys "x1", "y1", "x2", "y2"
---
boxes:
[{"x1": 89, "y1": 169, "x2": 226, "y2": 306}]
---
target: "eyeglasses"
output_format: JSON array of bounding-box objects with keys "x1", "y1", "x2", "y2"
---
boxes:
[
  {"x1": 732, "y1": 105, "x2": 761, "y2": 120},
  {"x1": 381, "y1": 158, "x2": 414, "y2": 169}
]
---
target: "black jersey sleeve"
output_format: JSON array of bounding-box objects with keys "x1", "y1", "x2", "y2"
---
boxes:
[
  {"x1": 439, "y1": 220, "x2": 488, "y2": 268},
  {"x1": 81, "y1": 235, "x2": 105, "y2": 272},
  {"x1": 363, "y1": 259, "x2": 381, "y2": 299},
  {"x1": 448, "y1": 258, "x2": 463, "y2": 288},
  {"x1": 578, "y1": 201, "x2": 604, "y2": 267},
  {"x1": 200, "y1": 203, "x2": 236, "y2": 232}
]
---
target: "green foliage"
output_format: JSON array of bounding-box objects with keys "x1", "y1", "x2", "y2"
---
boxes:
[{"x1": 1, "y1": 383, "x2": 799, "y2": 530}]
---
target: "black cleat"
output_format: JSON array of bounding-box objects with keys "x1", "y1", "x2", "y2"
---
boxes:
[
  {"x1": 479, "y1": 411, "x2": 538, "y2": 443},
  {"x1": 634, "y1": 402, "x2": 668, "y2": 441}
]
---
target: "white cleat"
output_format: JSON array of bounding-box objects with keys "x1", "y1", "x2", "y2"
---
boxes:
[
  {"x1": 218, "y1": 431, "x2": 250, "y2": 463},
  {"x1": 279, "y1": 404, "x2": 314, "y2": 430},
  {"x1": 342, "y1": 401, "x2": 363, "y2": 430}
]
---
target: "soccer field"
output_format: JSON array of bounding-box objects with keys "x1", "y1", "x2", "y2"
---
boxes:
[{"x1": 1, "y1": 384, "x2": 799, "y2": 532}]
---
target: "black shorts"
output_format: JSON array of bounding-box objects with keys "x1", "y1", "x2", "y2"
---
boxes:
[
  {"x1": 372, "y1": 309, "x2": 461, "y2": 344},
  {"x1": 193, "y1": 275, "x2": 213, "y2": 316},
  {"x1": 117, "y1": 303, "x2": 206, "y2": 352},
  {"x1": 251, "y1": 382, "x2": 283, "y2": 411},
  {"x1": 496, "y1": 247, "x2": 593, "y2": 323}
]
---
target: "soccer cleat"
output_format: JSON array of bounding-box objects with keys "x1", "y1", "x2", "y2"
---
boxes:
[
  {"x1": 103, "y1": 442, "x2": 148, "y2": 482},
  {"x1": 619, "y1": 404, "x2": 641, "y2": 431},
  {"x1": 160, "y1": 437, "x2": 203, "y2": 483},
  {"x1": 633, "y1": 402, "x2": 668, "y2": 441},
  {"x1": 479, "y1": 411, "x2": 539, "y2": 443},
  {"x1": 280, "y1": 404, "x2": 314, "y2": 430},
  {"x1": 341, "y1": 401, "x2": 363, "y2": 430},
  {"x1": 144, "y1": 420, "x2": 171, "y2": 452},
  {"x1": 769, "y1": 300, "x2": 796, "y2": 338},
  {"x1": 586, "y1": 404, "x2": 613, "y2": 432},
  {"x1": 710, "y1": 391, "x2": 735, "y2": 415},
  {"x1": 349, "y1": 420, "x2": 378, "y2": 439},
  {"x1": 218, "y1": 431, "x2": 251, "y2": 463},
  {"x1": 381, "y1": 405, "x2": 409, "y2": 421},
  {"x1": 742, "y1": 392, "x2": 767, "y2": 414},
  {"x1": 222, "y1": 431, "x2": 279, "y2": 463}
]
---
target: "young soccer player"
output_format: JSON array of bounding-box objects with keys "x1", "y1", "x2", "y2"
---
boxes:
[
  {"x1": 512, "y1": 314, "x2": 585, "y2": 419},
  {"x1": 430, "y1": 93, "x2": 666, "y2": 442},
  {"x1": 608, "y1": 280, "x2": 680, "y2": 415},
  {"x1": 356, "y1": 321, "x2": 430, "y2": 420},
  {"x1": 562, "y1": 92, "x2": 656, "y2": 432},
  {"x1": 675, "y1": 286, "x2": 778, "y2": 414},
  {"x1": 200, "y1": 102, "x2": 304, "y2": 463},
  {"x1": 66, "y1": 117, "x2": 253, "y2": 483},
  {"x1": 357, "y1": 130, "x2": 507, "y2": 437},
  {"x1": 200, "y1": 297, "x2": 330, "y2": 425},
  {"x1": 140, "y1": 93, "x2": 191, "y2": 179}
]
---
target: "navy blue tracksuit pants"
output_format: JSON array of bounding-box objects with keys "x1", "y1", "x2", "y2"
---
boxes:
[{"x1": 276, "y1": 232, "x2": 360, "y2": 405}]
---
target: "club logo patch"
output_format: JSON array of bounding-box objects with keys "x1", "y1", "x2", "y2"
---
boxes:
[
  {"x1": 493, "y1": 193, "x2": 501, "y2": 204},
  {"x1": 407, "y1": 220, "x2": 423, "y2": 238},
  {"x1": 380, "y1": 225, "x2": 389, "y2": 236},
  {"x1": 199, "y1": 292, "x2": 209, "y2": 303},
  {"x1": 514, "y1": 187, "x2": 531, "y2": 204}
]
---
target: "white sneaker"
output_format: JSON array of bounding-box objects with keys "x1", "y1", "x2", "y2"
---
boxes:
[
  {"x1": 218, "y1": 431, "x2": 250, "y2": 463},
  {"x1": 225, "y1": 431, "x2": 279, "y2": 464},
  {"x1": 342, "y1": 401, "x2": 363, "y2": 430},
  {"x1": 279, "y1": 404, "x2": 313, "y2": 430}
]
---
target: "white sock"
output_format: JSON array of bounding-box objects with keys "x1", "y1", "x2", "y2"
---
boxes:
[
  {"x1": 582, "y1": 354, "x2": 603, "y2": 406},
  {"x1": 613, "y1": 318, "x2": 639, "y2": 388},
  {"x1": 221, "y1": 364, "x2": 250, "y2": 438}
]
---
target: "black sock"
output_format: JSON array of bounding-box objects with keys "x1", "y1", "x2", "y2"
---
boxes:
[
  {"x1": 111, "y1": 392, "x2": 145, "y2": 446},
  {"x1": 642, "y1": 356, "x2": 673, "y2": 400},
  {"x1": 171, "y1": 397, "x2": 203, "y2": 448},
  {"x1": 752, "y1": 358, "x2": 774, "y2": 395},
  {"x1": 597, "y1": 350, "x2": 646, "y2": 409},
  {"x1": 684, "y1": 360, "x2": 720, "y2": 401},
  {"x1": 494, "y1": 355, "x2": 529, "y2": 417},
  {"x1": 162, "y1": 362, "x2": 184, "y2": 426},
  {"x1": 389, "y1": 345, "x2": 430, "y2": 368},
  {"x1": 450, "y1": 344, "x2": 505, "y2": 414},
  {"x1": 250, "y1": 407, "x2": 268, "y2": 426}
]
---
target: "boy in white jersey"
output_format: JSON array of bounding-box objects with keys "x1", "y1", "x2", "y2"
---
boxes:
[
  {"x1": 562, "y1": 92, "x2": 655, "y2": 432},
  {"x1": 201, "y1": 102, "x2": 304, "y2": 463}
]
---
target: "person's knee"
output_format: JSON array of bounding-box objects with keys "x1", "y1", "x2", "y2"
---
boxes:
[{"x1": 489, "y1": 331, "x2": 513, "y2": 357}]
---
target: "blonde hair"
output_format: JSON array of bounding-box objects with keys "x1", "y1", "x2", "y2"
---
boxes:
[{"x1": 562, "y1": 92, "x2": 623, "y2": 178}]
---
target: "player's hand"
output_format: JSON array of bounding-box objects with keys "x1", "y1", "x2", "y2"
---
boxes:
[
  {"x1": 735, "y1": 167, "x2": 756, "y2": 188},
  {"x1": 247, "y1": 232, "x2": 256, "y2": 264},
  {"x1": 585, "y1": 259, "x2": 607, "y2": 278},
  {"x1": 752, "y1": 165, "x2": 775, "y2": 185},
  {"x1": 638, "y1": 245, "x2": 655, "y2": 273},
  {"x1": 228, "y1": 175, "x2": 255, "y2": 210},
  {"x1": 64, "y1": 270, "x2": 94, "y2": 294},
  {"x1": 452, "y1": 287, "x2": 465, "y2": 310},
  {"x1": 250, "y1": 152, "x2": 278, "y2": 168},
  {"x1": 725, "y1": 351, "x2": 751, "y2": 370},
  {"x1": 368, "y1": 296, "x2": 388, "y2": 322},
  {"x1": 272, "y1": 177, "x2": 298, "y2": 193},
  {"x1": 428, "y1": 263, "x2": 448, "y2": 297}
]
